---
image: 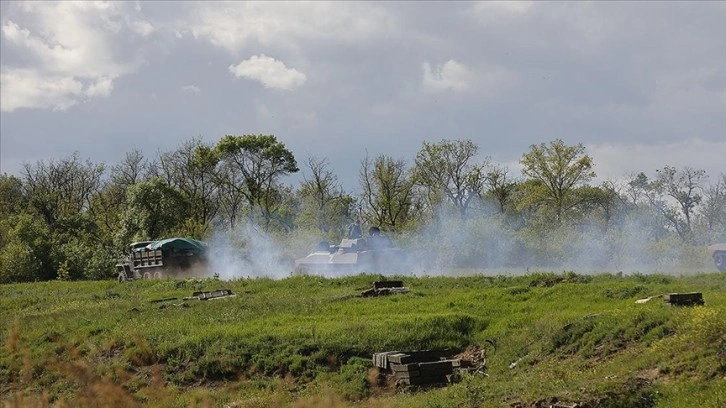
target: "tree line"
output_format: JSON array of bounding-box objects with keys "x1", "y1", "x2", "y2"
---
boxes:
[{"x1": 1, "y1": 135, "x2": 724, "y2": 282}]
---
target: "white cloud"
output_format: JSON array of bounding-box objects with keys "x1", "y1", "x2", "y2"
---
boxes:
[
  {"x1": 229, "y1": 55, "x2": 306, "y2": 90},
  {"x1": 0, "y1": 69, "x2": 115, "y2": 112},
  {"x1": 181, "y1": 85, "x2": 201, "y2": 94},
  {"x1": 0, "y1": 68, "x2": 83, "y2": 111},
  {"x1": 422, "y1": 60, "x2": 473, "y2": 92},
  {"x1": 473, "y1": 0, "x2": 534, "y2": 17},
  {"x1": 182, "y1": 2, "x2": 395, "y2": 54},
  {"x1": 84, "y1": 77, "x2": 114, "y2": 98},
  {"x1": 131, "y1": 19, "x2": 155, "y2": 37},
  {"x1": 0, "y1": 2, "x2": 147, "y2": 112}
]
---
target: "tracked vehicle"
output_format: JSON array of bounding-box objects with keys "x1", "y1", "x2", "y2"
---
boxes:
[
  {"x1": 709, "y1": 243, "x2": 726, "y2": 272},
  {"x1": 116, "y1": 237, "x2": 209, "y2": 281},
  {"x1": 294, "y1": 228, "x2": 407, "y2": 276}
]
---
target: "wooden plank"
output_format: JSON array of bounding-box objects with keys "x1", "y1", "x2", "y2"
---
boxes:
[
  {"x1": 405, "y1": 350, "x2": 453, "y2": 362},
  {"x1": 399, "y1": 375, "x2": 448, "y2": 385},
  {"x1": 419, "y1": 361, "x2": 453, "y2": 375},
  {"x1": 389, "y1": 350, "x2": 451, "y2": 364},
  {"x1": 372, "y1": 351, "x2": 400, "y2": 369},
  {"x1": 387, "y1": 353, "x2": 411, "y2": 364},
  {"x1": 393, "y1": 370, "x2": 420, "y2": 379},
  {"x1": 390, "y1": 363, "x2": 420, "y2": 373}
]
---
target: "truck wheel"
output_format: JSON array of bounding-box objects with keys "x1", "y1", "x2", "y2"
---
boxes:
[
  {"x1": 715, "y1": 252, "x2": 726, "y2": 272},
  {"x1": 118, "y1": 272, "x2": 127, "y2": 283},
  {"x1": 153, "y1": 271, "x2": 163, "y2": 279},
  {"x1": 143, "y1": 271, "x2": 152, "y2": 280}
]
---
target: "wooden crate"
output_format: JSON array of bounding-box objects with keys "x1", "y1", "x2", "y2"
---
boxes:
[{"x1": 663, "y1": 292, "x2": 704, "y2": 306}]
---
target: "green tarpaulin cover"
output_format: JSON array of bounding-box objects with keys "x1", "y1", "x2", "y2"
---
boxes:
[{"x1": 148, "y1": 237, "x2": 208, "y2": 253}]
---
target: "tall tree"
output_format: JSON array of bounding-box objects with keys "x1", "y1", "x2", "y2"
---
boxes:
[
  {"x1": 414, "y1": 139, "x2": 489, "y2": 219},
  {"x1": 117, "y1": 178, "x2": 191, "y2": 242},
  {"x1": 652, "y1": 165, "x2": 706, "y2": 241},
  {"x1": 21, "y1": 152, "x2": 105, "y2": 230},
  {"x1": 359, "y1": 154, "x2": 416, "y2": 231},
  {"x1": 93, "y1": 150, "x2": 154, "y2": 248},
  {"x1": 622, "y1": 172, "x2": 672, "y2": 241},
  {"x1": 111, "y1": 149, "x2": 150, "y2": 188},
  {"x1": 158, "y1": 139, "x2": 220, "y2": 236},
  {"x1": 484, "y1": 165, "x2": 518, "y2": 215},
  {"x1": 519, "y1": 139, "x2": 596, "y2": 222},
  {"x1": 0, "y1": 174, "x2": 25, "y2": 218},
  {"x1": 298, "y1": 157, "x2": 352, "y2": 234},
  {"x1": 215, "y1": 134, "x2": 299, "y2": 229},
  {"x1": 701, "y1": 174, "x2": 726, "y2": 240}
]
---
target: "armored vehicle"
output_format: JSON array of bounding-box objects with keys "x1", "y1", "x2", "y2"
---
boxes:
[
  {"x1": 709, "y1": 243, "x2": 726, "y2": 272},
  {"x1": 294, "y1": 228, "x2": 407, "y2": 276},
  {"x1": 116, "y1": 237, "x2": 209, "y2": 281}
]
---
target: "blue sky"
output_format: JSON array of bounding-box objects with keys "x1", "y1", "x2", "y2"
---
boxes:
[{"x1": 1, "y1": 1, "x2": 724, "y2": 191}]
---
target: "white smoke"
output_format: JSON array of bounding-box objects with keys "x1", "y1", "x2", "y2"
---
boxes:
[
  {"x1": 203, "y1": 204, "x2": 715, "y2": 281},
  {"x1": 398, "y1": 204, "x2": 713, "y2": 276},
  {"x1": 206, "y1": 223, "x2": 294, "y2": 280}
]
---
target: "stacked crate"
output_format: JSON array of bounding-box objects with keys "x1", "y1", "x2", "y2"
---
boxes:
[
  {"x1": 663, "y1": 292, "x2": 704, "y2": 306},
  {"x1": 372, "y1": 350, "x2": 462, "y2": 385}
]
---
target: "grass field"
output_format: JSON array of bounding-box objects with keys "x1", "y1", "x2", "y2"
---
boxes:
[{"x1": 1, "y1": 271, "x2": 725, "y2": 407}]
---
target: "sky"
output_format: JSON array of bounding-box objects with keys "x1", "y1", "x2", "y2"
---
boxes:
[{"x1": 1, "y1": 1, "x2": 725, "y2": 192}]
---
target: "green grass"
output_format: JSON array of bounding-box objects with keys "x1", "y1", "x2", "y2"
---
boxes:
[{"x1": 1, "y1": 271, "x2": 725, "y2": 407}]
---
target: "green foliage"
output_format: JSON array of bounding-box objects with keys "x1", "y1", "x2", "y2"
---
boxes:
[
  {"x1": 414, "y1": 139, "x2": 488, "y2": 219},
  {"x1": 519, "y1": 139, "x2": 596, "y2": 222},
  {"x1": 1, "y1": 137, "x2": 725, "y2": 285},
  {"x1": 0, "y1": 174, "x2": 25, "y2": 216},
  {"x1": 215, "y1": 134, "x2": 299, "y2": 229},
  {"x1": 118, "y1": 178, "x2": 191, "y2": 242},
  {"x1": 359, "y1": 154, "x2": 417, "y2": 232},
  {"x1": 297, "y1": 157, "x2": 353, "y2": 236},
  {"x1": 0, "y1": 240, "x2": 42, "y2": 283},
  {"x1": 330, "y1": 356, "x2": 373, "y2": 400},
  {"x1": 0, "y1": 214, "x2": 53, "y2": 282}
]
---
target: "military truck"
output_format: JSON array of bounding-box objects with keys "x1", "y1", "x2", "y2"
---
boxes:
[
  {"x1": 116, "y1": 237, "x2": 209, "y2": 281},
  {"x1": 709, "y1": 243, "x2": 726, "y2": 272}
]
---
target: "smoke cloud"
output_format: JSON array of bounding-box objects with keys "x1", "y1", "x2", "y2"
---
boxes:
[{"x1": 201, "y1": 206, "x2": 716, "y2": 281}]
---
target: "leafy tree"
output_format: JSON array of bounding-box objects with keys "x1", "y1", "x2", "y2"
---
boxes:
[
  {"x1": 519, "y1": 139, "x2": 596, "y2": 222},
  {"x1": 50, "y1": 213, "x2": 115, "y2": 281},
  {"x1": 569, "y1": 183, "x2": 621, "y2": 228},
  {"x1": 0, "y1": 174, "x2": 25, "y2": 217},
  {"x1": 89, "y1": 150, "x2": 155, "y2": 250},
  {"x1": 111, "y1": 149, "x2": 151, "y2": 188},
  {"x1": 701, "y1": 174, "x2": 726, "y2": 241},
  {"x1": 158, "y1": 139, "x2": 220, "y2": 236},
  {"x1": 298, "y1": 157, "x2": 353, "y2": 235},
  {"x1": 622, "y1": 172, "x2": 672, "y2": 241},
  {"x1": 0, "y1": 214, "x2": 53, "y2": 282},
  {"x1": 117, "y1": 178, "x2": 191, "y2": 243},
  {"x1": 215, "y1": 134, "x2": 299, "y2": 229},
  {"x1": 414, "y1": 139, "x2": 489, "y2": 219},
  {"x1": 263, "y1": 183, "x2": 299, "y2": 232},
  {"x1": 484, "y1": 165, "x2": 518, "y2": 215},
  {"x1": 359, "y1": 154, "x2": 416, "y2": 231},
  {"x1": 652, "y1": 165, "x2": 707, "y2": 241},
  {"x1": 21, "y1": 152, "x2": 105, "y2": 230}
]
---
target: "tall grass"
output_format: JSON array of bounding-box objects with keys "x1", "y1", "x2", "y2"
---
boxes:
[{"x1": 1, "y1": 271, "x2": 724, "y2": 407}]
